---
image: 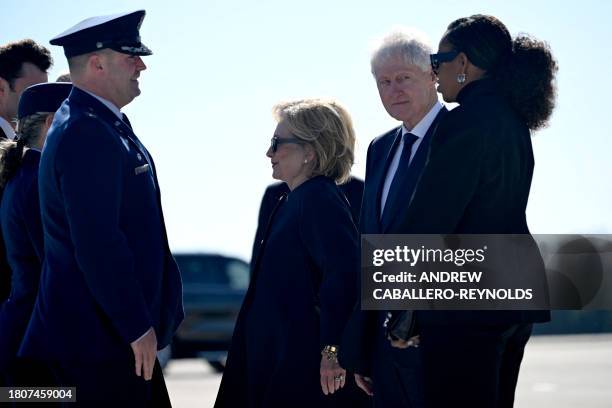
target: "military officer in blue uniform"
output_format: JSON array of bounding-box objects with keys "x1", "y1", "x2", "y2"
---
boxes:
[{"x1": 19, "y1": 10, "x2": 183, "y2": 406}]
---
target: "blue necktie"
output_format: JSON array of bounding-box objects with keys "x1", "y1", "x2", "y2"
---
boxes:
[
  {"x1": 381, "y1": 132, "x2": 419, "y2": 222},
  {"x1": 121, "y1": 113, "x2": 132, "y2": 129}
]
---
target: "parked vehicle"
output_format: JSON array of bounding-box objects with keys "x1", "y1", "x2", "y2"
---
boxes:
[{"x1": 158, "y1": 253, "x2": 249, "y2": 372}]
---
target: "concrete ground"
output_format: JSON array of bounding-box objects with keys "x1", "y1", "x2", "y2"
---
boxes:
[{"x1": 164, "y1": 333, "x2": 612, "y2": 407}]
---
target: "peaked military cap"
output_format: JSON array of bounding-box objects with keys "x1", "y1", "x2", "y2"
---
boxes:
[
  {"x1": 18, "y1": 82, "x2": 73, "y2": 119},
  {"x1": 50, "y1": 10, "x2": 152, "y2": 58}
]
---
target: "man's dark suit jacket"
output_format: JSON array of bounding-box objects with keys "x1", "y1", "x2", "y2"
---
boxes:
[{"x1": 340, "y1": 107, "x2": 447, "y2": 376}]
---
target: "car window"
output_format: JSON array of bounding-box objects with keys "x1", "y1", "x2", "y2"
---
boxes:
[
  {"x1": 226, "y1": 261, "x2": 249, "y2": 290},
  {"x1": 176, "y1": 257, "x2": 228, "y2": 285},
  {"x1": 175, "y1": 255, "x2": 249, "y2": 290}
]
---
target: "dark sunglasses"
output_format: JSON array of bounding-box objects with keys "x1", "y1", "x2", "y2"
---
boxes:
[
  {"x1": 430, "y1": 50, "x2": 460, "y2": 75},
  {"x1": 270, "y1": 136, "x2": 304, "y2": 153}
]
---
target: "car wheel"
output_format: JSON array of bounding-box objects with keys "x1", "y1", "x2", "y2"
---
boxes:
[{"x1": 207, "y1": 359, "x2": 225, "y2": 373}]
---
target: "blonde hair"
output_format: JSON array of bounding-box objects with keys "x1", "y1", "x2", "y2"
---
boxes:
[{"x1": 273, "y1": 99, "x2": 355, "y2": 184}]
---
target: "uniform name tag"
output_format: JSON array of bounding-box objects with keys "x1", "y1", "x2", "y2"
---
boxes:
[{"x1": 135, "y1": 164, "x2": 150, "y2": 175}]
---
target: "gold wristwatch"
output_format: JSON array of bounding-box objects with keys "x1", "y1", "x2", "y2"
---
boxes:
[{"x1": 321, "y1": 345, "x2": 340, "y2": 361}]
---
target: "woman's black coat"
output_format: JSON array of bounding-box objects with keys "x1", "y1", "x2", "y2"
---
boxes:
[{"x1": 215, "y1": 176, "x2": 360, "y2": 408}]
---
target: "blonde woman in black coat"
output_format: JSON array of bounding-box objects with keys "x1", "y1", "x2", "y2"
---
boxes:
[{"x1": 216, "y1": 99, "x2": 367, "y2": 408}]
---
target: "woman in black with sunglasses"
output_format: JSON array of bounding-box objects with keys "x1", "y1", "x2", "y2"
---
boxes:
[
  {"x1": 396, "y1": 15, "x2": 557, "y2": 408},
  {"x1": 216, "y1": 99, "x2": 368, "y2": 408}
]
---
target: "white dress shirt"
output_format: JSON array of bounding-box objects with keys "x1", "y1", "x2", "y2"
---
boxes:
[
  {"x1": 0, "y1": 116, "x2": 16, "y2": 140},
  {"x1": 380, "y1": 101, "x2": 444, "y2": 217}
]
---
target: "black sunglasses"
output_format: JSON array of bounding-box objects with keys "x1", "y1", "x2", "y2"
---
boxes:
[
  {"x1": 430, "y1": 50, "x2": 460, "y2": 75},
  {"x1": 270, "y1": 136, "x2": 304, "y2": 153}
]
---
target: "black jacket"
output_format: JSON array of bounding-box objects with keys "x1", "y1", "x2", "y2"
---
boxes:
[
  {"x1": 339, "y1": 108, "x2": 446, "y2": 376},
  {"x1": 216, "y1": 176, "x2": 360, "y2": 408},
  {"x1": 398, "y1": 79, "x2": 550, "y2": 326},
  {"x1": 250, "y1": 176, "x2": 364, "y2": 274}
]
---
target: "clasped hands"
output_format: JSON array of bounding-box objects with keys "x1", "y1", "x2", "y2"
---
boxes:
[
  {"x1": 389, "y1": 334, "x2": 420, "y2": 349},
  {"x1": 354, "y1": 334, "x2": 420, "y2": 396}
]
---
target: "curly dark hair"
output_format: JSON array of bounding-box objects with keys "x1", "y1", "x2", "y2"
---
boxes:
[
  {"x1": 0, "y1": 39, "x2": 52, "y2": 90},
  {"x1": 444, "y1": 15, "x2": 558, "y2": 130}
]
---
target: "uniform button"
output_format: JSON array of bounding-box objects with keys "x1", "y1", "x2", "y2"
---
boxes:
[
  {"x1": 114, "y1": 121, "x2": 121, "y2": 126},
  {"x1": 260, "y1": 240, "x2": 264, "y2": 244},
  {"x1": 137, "y1": 153, "x2": 142, "y2": 161}
]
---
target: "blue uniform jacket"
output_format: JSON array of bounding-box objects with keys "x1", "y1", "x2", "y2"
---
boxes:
[
  {"x1": 0, "y1": 128, "x2": 12, "y2": 304},
  {"x1": 19, "y1": 88, "x2": 183, "y2": 362},
  {"x1": 0, "y1": 149, "x2": 43, "y2": 369}
]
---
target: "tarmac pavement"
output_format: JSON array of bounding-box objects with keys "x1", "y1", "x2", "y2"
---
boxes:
[{"x1": 164, "y1": 333, "x2": 612, "y2": 407}]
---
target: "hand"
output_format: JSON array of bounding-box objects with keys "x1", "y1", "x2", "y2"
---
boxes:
[
  {"x1": 355, "y1": 373, "x2": 374, "y2": 396},
  {"x1": 130, "y1": 327, "x2": 157, "y2": 381},
  {"x1": 320, "y1": 355, "x2": 346, "y2": 395},
  {"x1": 389, "y1": 334, "x2": 420, "y2": 349}
]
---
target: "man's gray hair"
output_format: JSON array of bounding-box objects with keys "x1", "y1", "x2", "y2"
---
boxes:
[{"x1": 370, "y1": 27, "x2": 433, "y2": 75}]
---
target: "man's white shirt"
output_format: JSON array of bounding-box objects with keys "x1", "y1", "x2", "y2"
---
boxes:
[{"x1": 0, "y1": 116, "x2": 16, "y2": 140}]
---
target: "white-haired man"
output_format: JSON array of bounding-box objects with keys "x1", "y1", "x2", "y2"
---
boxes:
[{"x1": 340, "y1": 28, "x2": 446, "y2": 408}]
